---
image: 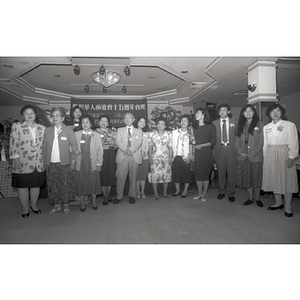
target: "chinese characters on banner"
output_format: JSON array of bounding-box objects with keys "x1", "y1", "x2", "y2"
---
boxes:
[{"x1": 71, "y1": 99, "x2": 148, "y2": 129}]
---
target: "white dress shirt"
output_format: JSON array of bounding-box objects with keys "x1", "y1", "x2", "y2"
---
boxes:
[
  {"x1": 50, "y1": 126, "x2": 61, "y2": 163},
  {"x1": 263, "y1": 119, "x2": 299, "y2": 159}
]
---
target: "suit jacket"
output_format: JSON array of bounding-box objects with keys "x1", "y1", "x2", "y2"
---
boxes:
[
  {"x1": 235, "y1": 121, "x2": 264, "y2": 162},
  {"x1": 9, "y1": 122, "x2": 45, "y2": 174},
  {"x1": 116, "y1": 126, "x2": 143, "y2": 164},
  {"x1": 43, "y1": 123, "x2": 78, "y2": 166},
  {"x1": 73, "y1": 130, "x2": 103, "y2": 171},
  {"x1": 213, "y1": 118, "x2": 237, "y2": 160}
]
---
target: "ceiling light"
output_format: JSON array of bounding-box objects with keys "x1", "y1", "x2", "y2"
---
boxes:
[
  {"x1": 2, "y1": 64, "x2": 14, "y2": 68},
  {"x1": 103, "y1": 86, "x2": 107, "y2": 93},
  {"x1": 73, "y1": 65, "x2": 80, "y2": 75},
  {"x1": 84, "y1": 85, "x2": 89, "y2": 93},
  {"x1": 124, "y1": 66, "x2": 130, "y2": 76},
  {"x1": 54, "y1": 75, "x2": 61, "y2": 78},
  {"x1": 99, "y1": 65, "x2": 106, "y2": 75},
  {"x1": 181, "y1": 70, "x2": 188, "y2": 73},
  {"x1": 122, "y1": 85, "x2": 127, "y2": 93},
  {"x1": 93, "y1": 70, "x2": 121, "y2": 88}
]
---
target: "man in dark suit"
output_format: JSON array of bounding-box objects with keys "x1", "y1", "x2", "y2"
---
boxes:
[
  {"x1": 212, "y1": 104, "x2": 237, "y2": 202},
  {"x1": 114, "y1": 112, "x2": 143, "y2": 204}
]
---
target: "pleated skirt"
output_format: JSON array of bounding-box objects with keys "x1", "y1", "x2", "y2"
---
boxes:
[{"x1": 262, "y1": 145, "x2": 298, "y2": 194}]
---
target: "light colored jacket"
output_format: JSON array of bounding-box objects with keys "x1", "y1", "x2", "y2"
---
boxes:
[
  {"x1": 116, "y1": 126, "x2": 143, "y2": 164},
  {"x1": 43, "y1": 123, "x2": 78, "y2": 166},
  {"x1": 9, "y1": 122, "x2": 45, "y2": 174},
  {"x1": 73, "y1": 130, "x2": 103, "y2": 171}
]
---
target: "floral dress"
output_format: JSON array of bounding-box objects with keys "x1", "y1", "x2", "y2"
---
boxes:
[{"x1": 149, "y1": 130, "x2": 172, "y2": 183}]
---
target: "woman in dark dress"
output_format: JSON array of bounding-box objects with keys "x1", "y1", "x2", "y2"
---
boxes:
[
  {"x1": 73, "y1": 115, "x2": 103, "y2": 211},
  {"x1": 134, "y1": 116, "x2": 150, "y2": 199},
  {"x1": 192, "y1": 108, "x2": 216, "y2": 202},
  {"x1": 64, "y1": 105, "x2": 84, "y2": 132},
  {"x1": 96, "y1": 115, "x2": 117, "y2": 205}
]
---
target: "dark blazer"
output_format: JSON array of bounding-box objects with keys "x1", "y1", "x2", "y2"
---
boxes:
[
  {"x1": 43, "y1": 123, "x2": 78, "y2": 166},
  {"x1": 235, "y1": 121, "x2": 264, "y2": 162},
  {"x1": 212, "y1": 118, "x2": 237, "y2": 160}
]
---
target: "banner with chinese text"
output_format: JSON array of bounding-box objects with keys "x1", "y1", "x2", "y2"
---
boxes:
[{"x1": 71, "y1": 99, "x2": 148, "y2": 129}]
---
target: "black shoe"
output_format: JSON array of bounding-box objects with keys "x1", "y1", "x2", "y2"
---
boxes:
[
  {"x1": 102, "y1": 199, "x2": 108, "y2": 206},
  {"x1": 108, "y1": 198, "x2": 113, "y2": 202},
  {"x1": 243, "y1": 199, "x2": 254, "y2": 206},
  {"x1": 163, "y1": 193, "x2": 170, "y2": 198},
  {"x1": 285, "y1": 212, "x2": 293, "y2": 217},
  {"x1": 22, "y1": 213, "x2": 29, "y2": 218},
  {"x1": 172, "y1": 191, "x2": 181, "y2": 197},
  {"x1": 80, "y1": 207, "x2": 86, "y2": 212},
  {"x1": 256, "y1": 200, "x2": 263, "y2": 207},
  {"x1": 93, "y1": 205, "x2": 98, "y2": 210},
  {"x1": 30, "y1": 207, "x2": 42, "y2": 214},
  {"x1": 217, "y1": 194, "x2": 225, "y2": 200},
  {"x1": 268, "y1": 204, "x2": 284, "y2": 210},
  {"x1": 228, "y1": 197, "x2": 235, "y2": 202},
  {"x1": 113, "y1": 199, "x2": 121, "y2": 204},
  {"x1": 181, "y1": 193, "x2": 188, "y2": 198},
  {"x1": 129, "y1": 197, "x2": 136, "y2": 204}
]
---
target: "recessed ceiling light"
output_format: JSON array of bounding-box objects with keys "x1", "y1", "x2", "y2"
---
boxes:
[
  {"x1": 181, "y1": 70, "x2": 188, "y2": 73},
  {"x1": 54, "y1": 75, "x2": 61, "y2": 78},
  {"x1": 2, "y1": 64, "x2": 14, "y2": 68}
]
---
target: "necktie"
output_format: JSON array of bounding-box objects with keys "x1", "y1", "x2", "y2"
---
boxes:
[
  {"x1": 127, "y1": 127, "x2": 132, "y2": 147},
  {"x1": 222, "y1": 120, "x2": 228, "y2": 143}
]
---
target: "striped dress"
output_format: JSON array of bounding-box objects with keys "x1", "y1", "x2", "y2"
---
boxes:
[{"x1": 262, "y1": 120, "x2": 299, "y2": 194}]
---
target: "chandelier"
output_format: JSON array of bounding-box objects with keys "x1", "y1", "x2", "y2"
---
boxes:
[{"x1": 92, "y1": 65, "x2": 121, "y2": 88}]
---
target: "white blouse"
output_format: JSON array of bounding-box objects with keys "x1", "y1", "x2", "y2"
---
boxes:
[{"x1": 263, "y1": 119, "x2": 299, "y2": 159}]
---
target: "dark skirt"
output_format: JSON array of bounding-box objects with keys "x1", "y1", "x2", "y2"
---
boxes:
[
  {"x1": 194, "y1": 147, "x2": 214, "y2": 181},
  {"x1": 74, "y1": 152, "x2": 102, "y2": 196},
  {"x1": 12, "y1": 168, "x2": 45, "y2": 188},
  {"x1": 137, "y1": 159, "x2": 149, "y2": 181},
  {"x1": 172, "y1": 156, "x2": 194, "y2": 183},
  {"x1": 100, "y1": 149, "x2": 116, "y2": 186},
  {"x1": 236, "y1": 159, "x2": 263, "y2": 189}
]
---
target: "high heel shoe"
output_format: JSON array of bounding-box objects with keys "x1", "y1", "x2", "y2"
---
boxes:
[
  {"x1": 172, "y1": 191, "x2": 181, "y2": 197},
  {"x1": 193, "y1": 194, "x2": 203, "y2": 200},
  {"x1": 30, "y1": 207, "x2": 42, "y2": 214},
  {"x1": 267, "y1": 204, "x2": 284, "y2": 210},
  {"x1": 22, "y1": 212, "x2": 29, "y2": 218},
  {"x1": 285, "y1": 211, "x2": 293, "y2": 217},
  {"x1": 80, "y1": 207, "x2": 86, "y2": 212}
]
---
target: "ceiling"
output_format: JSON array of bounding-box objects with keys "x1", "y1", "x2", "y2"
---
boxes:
[{"x1": 0, "y1": 56, "x2": 300, "y2": 108}]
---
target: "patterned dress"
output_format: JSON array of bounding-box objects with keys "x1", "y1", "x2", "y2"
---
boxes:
[{"x1": 149, "y1": 130, "x2": 172, "y2": 183}]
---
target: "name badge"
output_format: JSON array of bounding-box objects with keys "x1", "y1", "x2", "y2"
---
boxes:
[
  {"x1": 61, "y1": 136, "x2": 67, "y2": 140},
  {"x1": 266, "y1": 128, "x2": 272, "y2": 133},
  {"x1": 80, "y1": 140, "x2": 85, "y2": 143}
]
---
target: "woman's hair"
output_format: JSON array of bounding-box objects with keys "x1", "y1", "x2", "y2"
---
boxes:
[
  {"x1": 134, "y1": 116, "x2": 149, "y2": 132},
  {"x1": 179, "y1": 114, "x2": 191, "y2": 125},
  {"x1": 79, "y1": 114, "x2": 95, "y2": 127},
  {"x1": 193, "y1": 107, "x2": 211, "y2": 128},
  {"x1": 265, "y1": 103, "x2": 286, "y2": 118},
  {"x1": 20, "y1": 105, "x2": 37, "y2": 116},
  {"x1": 70, "y1": 106, "x2": 84, "y2": 118},
  {"x1": 99, "y1": 114, "x2": 110, "y2": 124},
  {"x1": 50, "y1": 107, "x2": 66, "y2": 118},
  {"x1": 155, "y1": 117, "x2": 168, "y2": 127},
  {"x1": 236, "y1": 104, "x2": 259, "y2": 137}
]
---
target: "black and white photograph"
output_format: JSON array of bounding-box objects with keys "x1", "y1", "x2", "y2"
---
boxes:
[{"x1": 1, "y1": 2, "x2": 299, "y2": 300}]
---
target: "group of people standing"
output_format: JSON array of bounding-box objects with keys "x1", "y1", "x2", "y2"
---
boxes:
[{"x1": 9, "y1": 102, "x2": 299, "y2": 219}]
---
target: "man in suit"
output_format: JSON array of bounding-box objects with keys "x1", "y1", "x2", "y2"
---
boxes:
[
  {"x1": 213, "y1": 104, "x2": 237, "y2": 202},
  {"x1": 114, "y1": 112, "x2": 143, "y2": 204}
]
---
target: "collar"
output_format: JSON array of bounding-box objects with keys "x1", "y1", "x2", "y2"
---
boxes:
[
  {"x1": 126, "y1": 126, "x2": 133, "y2": 130},
  {"x1": 220, "y1": 117, "x2": 229, "y2": 123},
  {"x1": 82, "y1": 130, "x2": 92, "y2": 135}
]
